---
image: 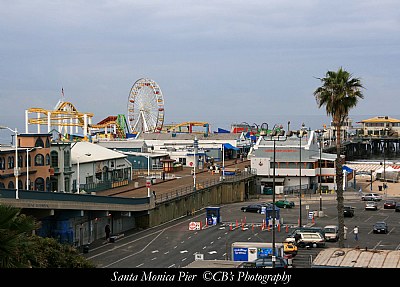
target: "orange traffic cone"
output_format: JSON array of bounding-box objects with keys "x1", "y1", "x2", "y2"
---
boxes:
[
  {"x1": 285, "y1": 225, "x2": 289, "y2": 233},
  {"x1": 277, "y1": 223, "x2": 281, "y2": 232},
  {"x1": 229, "y1": 223, "x2": 233, "y2": 231},
  {"x1": 236, "y1": 219, "x2": 238, "y2": 229}
]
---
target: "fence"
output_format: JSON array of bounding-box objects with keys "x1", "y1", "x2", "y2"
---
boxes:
[{"x1": 155, "y1": 169, "x2": 256, "y2": 204}]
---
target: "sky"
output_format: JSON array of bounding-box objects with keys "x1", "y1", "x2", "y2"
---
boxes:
[{"x1": 1, "y1": 0, "x2": 400, "y2": 140}]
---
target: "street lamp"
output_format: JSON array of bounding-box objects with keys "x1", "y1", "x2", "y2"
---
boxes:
[
  {"x1": 260, "y1": 125, "x2": 287, "y2": 268},
  {"x1": 26, "y1": 147, "x2": 42, "y2": 190},
  {"x1": 0, "y1": 126, "x2": 19, "y2": 199},
  {"x1": 147, "y1": 154, "x2": 150, "y2": 197},
  {"x1": 222, "y1": 142, "x2": 225, "y2": 180},
  {"x1": 194, "y1": 137, "x2": 198, "y2": 189},
  {"x1": 315, "y1": 129, "x2": 324, "y2": 212},
  {"x1": 76, "y1": 153, "x2": 91, "y2": 194},
  {"x1": 295, "y1": 125, "x2": 307, "y2": 227}
]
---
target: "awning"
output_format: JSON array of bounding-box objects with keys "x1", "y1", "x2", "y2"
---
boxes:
[
  {"x1": 223, "y1": 143, "x2": 240, "y2": 150},
  {"x1": 342, "y1": 165, "x2": 353, "y2": 173},
  {"x1": 260, "y1": 178, "x2": 285, "y2": 183}
]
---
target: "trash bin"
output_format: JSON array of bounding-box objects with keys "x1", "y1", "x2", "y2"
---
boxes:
[
  {"x1": 378, "y1": 185, "x2": 382, "y2": 191},
  {"x1": 83, "y1": 245, "x2": 89, "y2": 253}
]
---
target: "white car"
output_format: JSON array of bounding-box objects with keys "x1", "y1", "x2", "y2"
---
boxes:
[
  {"x1": 323, "y1": 225, "x2": 339, "y2": 242},
  {"x1": 365, "y1": 201, "x2": 378, "y2": 210},
  {"x1": 361, "y1": 193, "x2": 382, "y2": 201}
]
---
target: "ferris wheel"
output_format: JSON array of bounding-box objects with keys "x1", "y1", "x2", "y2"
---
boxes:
[{"x1": 127, "y1": 78, "x2": 165, "y2": 133}]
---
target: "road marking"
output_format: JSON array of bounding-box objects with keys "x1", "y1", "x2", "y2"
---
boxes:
[
  {"x1": 174, "y1": 246, "x2": 178, "y2": 249},
  {"x1": 164, "y1": 251, "x2": 169, "y2": 254},
  {"x1": 203, "y1": 246, "x2": 207, "y2": 249},
  {"x1": 181, "y1": 257, "x2": 187, "y2": 261},
  {"x1": 208, "y1": 251, "x2": 217, "y2": 254},
  {"x1": 151, "y1": 257, "x2": 156, "y2": 261},
  {"x1": 373, "y1": 240, "x2": 382, "y2": 249},
  {"x1": 188, "y1": 236, "x2": 192, "y2": 239},
  {"x1": 101, "y1": 229, "x2": 166, "y2": 268},
  {"x1": 168, "y1": 264, "x2": 175, "y2": 268},
  {"x1": 180, "y1": 250, "x2": 188, "y2": 253},
  {"x1": 136, "y1": 263, "x2": 144, "y2": 267},
  {"x1": 181, "y1": 241, "x2": 185, "y2": 243},
  {"x1": 210, "y1": 241, "x2": 214, "y2": 244},
  {"x1": 217, "y1": 236, "x2": 221, "y2": 240},
  {"x1": 395, "y1": 243, "x2": 400, "y2": 250},
  {"x1": 151, "y1": 250, "x2": 159, "y2": 253}
]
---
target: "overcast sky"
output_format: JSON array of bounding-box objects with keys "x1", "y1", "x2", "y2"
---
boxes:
[{"x1": 1, "y1": 0, "x2": 399, "y2": 138}]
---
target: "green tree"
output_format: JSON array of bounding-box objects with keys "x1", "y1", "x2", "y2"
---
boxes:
[
  {"x1": 313, "y1": 67, "x2": 364, "y2": 248},
  {"x1": 0, "y1": 204, "x2": 96, "y2": 268},
  {"x1": 0, "y1": 204, "x2": 37, "y2": 267}
]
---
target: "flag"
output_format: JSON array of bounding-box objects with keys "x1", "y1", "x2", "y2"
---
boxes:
[{"x1": 61, "y1": 87, "x2": 64, "y2": 98}]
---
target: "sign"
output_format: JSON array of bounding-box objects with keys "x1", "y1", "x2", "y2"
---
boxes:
[
  {"x1": 308, "y1": 211, "x2": 314, "y2": 220},
  {"x1": 189, "y1": 221, "x2": 201, "y2": 231},
  {"x1": 189, "y1": 162, "x2": 193, "y2": 166},
  {"x1": 194, "y1": 253, "x2": 204, "y2": 261},
  {"x1": 146, "y1": 180, "x2": 151, "y2": 188},
  {"x1": 306, "y1": 205, "x2": 309, "y2": 210},
  {"x1": 232, "y1": 247, "x2": 248, "y2": 261}
]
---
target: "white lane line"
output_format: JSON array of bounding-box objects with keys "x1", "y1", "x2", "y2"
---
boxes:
[{"x1": 136, "y1": 263, "x2": 144, "y2": 268}]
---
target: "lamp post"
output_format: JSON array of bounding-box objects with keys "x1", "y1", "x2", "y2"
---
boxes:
[
  {"x1": 222, "y1": 143, "x2": 225, "y2": 180},
  {"x1": 261, "y1": 125, "x2": 287, "y2": 268},
  {"x1": 194, "y1": 137, "x2": 198, "y2": 190},
  {"x1": 315, "y1": 130, "x2": 324, "y2": 211},
  {"x1": 296, "y1": 125, "x2": 307, "y2": 227},
  {"x1": 0, "y1": 126, "x2": 19, "y2": 199},
  {"x1": 146, "y1": 154, "x2": 150, "y2": 197},
  {"x1": 76, "y1": 153, "x2": 91, "y2": 194}
]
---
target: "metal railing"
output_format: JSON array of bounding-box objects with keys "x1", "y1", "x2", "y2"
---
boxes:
[{"x1": 155, "y1": 169, "x2": 256, "y2": 204}]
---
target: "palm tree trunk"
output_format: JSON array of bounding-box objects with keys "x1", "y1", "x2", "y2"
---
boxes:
[{"x1": 335, "y1": 123, "x2": 345, "y2": 248}]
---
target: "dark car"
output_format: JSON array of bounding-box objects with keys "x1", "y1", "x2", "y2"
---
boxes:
[
  {"x1": 241, "y1": 204, "x2": 263, "y2": 213},
  {"x1": 275, "y1": 200, "x2": 295, "y2": 209},
  {"x1": 373, "y1": 221, "x2": 388, "y2": 234},
  {"x1": 253, "y1": 256, "x2": 289, "y2": 268},
  {"x1": 384, "y1": 200, "x2": 396, "y2": 209},
  {"x1": 396, "y1": 202, "x2": 400, "y2": 212},
  {"x1": 343, "y1": 206, "x2": 355, "y2": 217}
]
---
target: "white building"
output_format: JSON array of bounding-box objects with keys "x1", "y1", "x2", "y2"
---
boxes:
[
  {"x1": 71, "y1": 141, "x2": 132, "y2": 193},
  {"x1": 248, "y1": 130, "x2": 338, "y2": 195}
]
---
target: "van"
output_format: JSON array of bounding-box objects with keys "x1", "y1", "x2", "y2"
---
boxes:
[
  {"x1": 323, "y1": 225, "x2": 339, "y2": 242},
  {"x1": 291, "y1": 232, "x2": 325, "y2": 248},
  {"x1": 287, "y1": 226, "x2": 325, "y2": 239}
]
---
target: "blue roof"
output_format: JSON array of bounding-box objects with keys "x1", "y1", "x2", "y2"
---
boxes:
[
  {"x1": 223, "y1": 143, "x2": 240, "y2": 150},
  {"x1": 342, "y1": 165, "x2": 353, "y2": 173}
]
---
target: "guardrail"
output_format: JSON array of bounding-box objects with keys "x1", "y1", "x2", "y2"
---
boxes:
[{"x1": 156, "y1": 169, "x2": 256, "y2": 204}]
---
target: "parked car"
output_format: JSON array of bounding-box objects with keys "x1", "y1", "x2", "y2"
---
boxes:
[
  {"x1": 323, "y1": 225, "x2": 339, "y2": 242},
  {"x1": 275, "y1": 200, "x2": 295, "y2": 208},
  {"x1": 361, "y1": 193, "x2": 383, "y2": 201},
  {"x1": 252, "y1": 256, "x2": 290, "y2": 268},
  {"x1": 241, "y1": 204, "x2": 263, "y2": 213},
  {"x1": 384, "y1": 200, "x2": 396, "y2": 209},
  {"x1": 396, "y1": 202, "x2": 400, "y2": 212},
  {"x1": 365, "y1": 201, "x2": 378, "y2": 210},
  {"x1": 288, "y1": 232, "x2": 326, "y2": 248},
  {"x1": 286, "y1": 226, "x2": 325, "y2": 239},
  {"x1": 343, "y1": 206, "x2": 355, "y2": 217},
  {"x1": 373, "y1": 221, "x2": 388, "y2": 234}
]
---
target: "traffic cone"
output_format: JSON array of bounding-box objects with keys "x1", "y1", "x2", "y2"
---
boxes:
[
  {"x1": 261, "y1": 219, "x2": 265, "y2": 230},
  {"x1": 242, "y1": 223, "x2": 245, "y2": 231},
  {"x1": 277, "y1": 223, "x2": 281, "y2": 232},
  {"x1": 285, "y1": 225, "x2": 289, "y2": 233},
  {"x1": 236, "y1": 219, "x2": 238, "y2": 229},
  {"x1": 252, "y1": 224, "x2": 254, "y2": 231},
  {"x1": 312, "y1": 216, "x2": 315, "y2": 224},
  {"x1": 229, "y1": 223, "x2": 233, "y2": 231}
]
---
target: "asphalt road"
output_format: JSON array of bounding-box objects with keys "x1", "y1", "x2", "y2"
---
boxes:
[{"x1": 84, "y1": 192, "x2": 400, "y2": 268}]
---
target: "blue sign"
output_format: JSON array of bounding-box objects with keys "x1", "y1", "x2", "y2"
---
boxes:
[
  {"x1": 232, "y1": 247, "x2": 248, "y2": 261},
  {"x1": 257, "y1": 247, "x2": 273, "y2": 258}
]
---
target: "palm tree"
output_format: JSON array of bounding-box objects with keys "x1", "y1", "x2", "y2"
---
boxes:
[
  {"x1": 0, "y1": 204, "x2": 37, "y2": 267},
  {"x1": 313, "y1": 67, "x2": 364, "y2": 247}
]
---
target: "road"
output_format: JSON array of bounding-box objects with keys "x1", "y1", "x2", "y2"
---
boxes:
[{"x1": 84, "y1": 191, "x2": 400, "y2": 268}]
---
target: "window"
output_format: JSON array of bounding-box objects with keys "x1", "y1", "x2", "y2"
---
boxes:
[
  {"x1": 35, "y1": 138, "x2": 45, "y2": 148},
  {"x1": 35, "y1": 154, "x2": 44, "y2": 166},
  {"x1": 35, "y1": 177, "x2": 45, "y2": 191},
  {"x1": 0, "y1": 157, "x2": 5, "y2": 170},
  {"x1": 45, "y1": 154, "x2": 50, "y2": 165},
  {"x1": 8, "y1": 181, "x2": 14, "y2": 189},
  {"x1": 51, "y1": 151, "x2": 58, "y2": 168},
  {"x1": 8, "y1": 156, "x2": 14, "y2": 169}
]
